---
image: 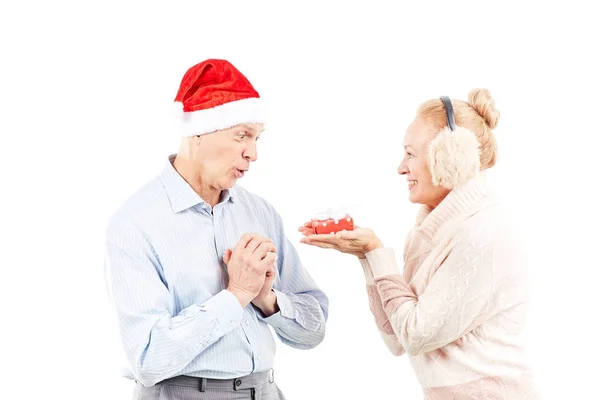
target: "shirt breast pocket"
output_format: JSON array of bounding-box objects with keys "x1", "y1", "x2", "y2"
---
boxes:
[{"x1": 220, "y1": 217, "x2": 275, "y2": 256}]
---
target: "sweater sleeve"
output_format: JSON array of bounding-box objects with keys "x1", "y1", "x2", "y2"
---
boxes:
[
  {"x1": 359, "y1": 257, "x2": 405, "y2": 356},
  {"x1": 367, "y1": 234, "x2": 495, "y2": 356}
]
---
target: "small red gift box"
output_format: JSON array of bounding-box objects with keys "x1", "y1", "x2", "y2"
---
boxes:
[{"x1": 311, "y1": 215, "x2": 354, "y2": 235}]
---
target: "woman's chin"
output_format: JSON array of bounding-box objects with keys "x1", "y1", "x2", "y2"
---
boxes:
[{"x1": 408, "y1": 191, "x2": 420, "y2": 204}]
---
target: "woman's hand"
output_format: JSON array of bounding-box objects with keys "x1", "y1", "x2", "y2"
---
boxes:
[{"x1": 298, "y1": 222, "x2": 384, "y2": 258}]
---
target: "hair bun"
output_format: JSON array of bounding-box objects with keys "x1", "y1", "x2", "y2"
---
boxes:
[{"x1": 468, "y1": 88, "x2": 500, "y2": 129}]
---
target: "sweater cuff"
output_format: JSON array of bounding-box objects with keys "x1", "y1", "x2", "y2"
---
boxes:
[
  {"x1": 365, "y1": 248, "x2": 400, "y2": 278},
  {"x1": 359, "y1": 257, "x2": 374, "y2": 284}
]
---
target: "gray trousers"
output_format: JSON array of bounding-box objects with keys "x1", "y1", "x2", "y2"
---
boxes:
[{"x1": 133, "y1": 369, "x2": 286, "y2": 400}]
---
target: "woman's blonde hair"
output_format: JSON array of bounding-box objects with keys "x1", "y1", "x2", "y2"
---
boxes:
[{"x1": 417, "y1": 88, "x2": 500, "y2": 170}]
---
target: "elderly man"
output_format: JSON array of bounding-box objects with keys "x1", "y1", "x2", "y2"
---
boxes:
[{"x1": 104, "y1": 59, "x2": 328, "y2": 400}]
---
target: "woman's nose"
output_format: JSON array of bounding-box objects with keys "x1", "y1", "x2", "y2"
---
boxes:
[{"x1": 398, "y1": 161, "x2": 408, "y2": 175}]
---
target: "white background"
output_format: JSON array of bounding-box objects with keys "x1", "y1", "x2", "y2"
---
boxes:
[{"x1": 2, "y1": 1, "x2": 599, "y2": 399}]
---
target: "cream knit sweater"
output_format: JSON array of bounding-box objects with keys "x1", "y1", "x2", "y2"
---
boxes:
[{"x1": 361, "y1": 172, "x2": 541, "y2": 399}]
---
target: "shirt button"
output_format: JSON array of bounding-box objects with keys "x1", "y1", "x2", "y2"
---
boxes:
[
  {"x1": 230, "y1": 321, "x2": 236, "y2": 328},
  {"x1": 202, "y1": 204, "x2": 207, "y2": 209},
  {"x1": 235, "y1": 379, "x2": 242, "y2": 387},
  {"x1": 245, "y1": 320, "x2": 250, "y2": 325}
]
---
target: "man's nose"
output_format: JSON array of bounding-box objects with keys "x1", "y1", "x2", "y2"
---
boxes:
[{"x1": 244, "y1": 142, "x2": 258, "y2": 162}]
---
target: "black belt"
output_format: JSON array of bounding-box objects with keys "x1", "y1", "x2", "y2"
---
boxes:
[{"x1": 158, "y1": 368, "x2": 275, "y2": 393}]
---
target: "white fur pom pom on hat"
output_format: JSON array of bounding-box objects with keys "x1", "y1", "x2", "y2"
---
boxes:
[{"x1": 428, "y1": 126, "x2": 481, "y2": 189}]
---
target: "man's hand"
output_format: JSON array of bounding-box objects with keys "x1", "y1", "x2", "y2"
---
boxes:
[
  {"x1": 251, "y1": 262, "x2": 280, "y2": 317},
  {"x1": 223, "y1": 233, "x2": 277, "y2": 308}
]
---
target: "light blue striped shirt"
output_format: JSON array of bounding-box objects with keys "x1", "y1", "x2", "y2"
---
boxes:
[{"x1": 104, "y1": 155, "x2": 328, "y2": 386}]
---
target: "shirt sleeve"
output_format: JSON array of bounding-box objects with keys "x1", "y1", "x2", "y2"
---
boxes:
[
  {"x1": 104, "y1": 218, "x2": 244, "y2": 386},
  {"x1": 254, "y1": 205, "x2": 329, "y2": 349}
]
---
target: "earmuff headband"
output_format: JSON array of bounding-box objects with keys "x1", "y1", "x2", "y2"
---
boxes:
[{"x1": 440, "y1": 96, "x2": 456, "y2": 131}]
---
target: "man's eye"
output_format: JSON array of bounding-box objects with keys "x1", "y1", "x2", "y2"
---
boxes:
[{"x1": 237, "y1": 132, "x2": 247, "y2": 139}]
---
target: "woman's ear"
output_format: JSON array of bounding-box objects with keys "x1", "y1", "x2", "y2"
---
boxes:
[{"x1": 428, "y1": 126, "x2": 481, "y2": 189}]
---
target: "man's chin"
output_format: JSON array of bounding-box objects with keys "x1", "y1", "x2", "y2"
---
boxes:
[{"x1": 222, "y1": 177, "x2": 238, "y2": 189}]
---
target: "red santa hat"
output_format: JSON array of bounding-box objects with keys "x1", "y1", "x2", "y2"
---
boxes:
[{"x1": 173, "y1": 59, "x2": 265, "y2": 137}]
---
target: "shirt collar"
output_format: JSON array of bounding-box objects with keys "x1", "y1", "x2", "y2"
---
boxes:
[{"x1": 160, "y1": 154, "x2": 235, "y2": 213}]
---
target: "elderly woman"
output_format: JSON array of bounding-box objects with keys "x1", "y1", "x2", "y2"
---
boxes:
[{"x1": 300, "y1": 89, "x2": 540, "y2": 399}]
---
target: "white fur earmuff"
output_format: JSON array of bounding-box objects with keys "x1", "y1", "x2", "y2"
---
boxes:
[{"x1": 428, "y1": 126, "x2": 481, "y2": 189}]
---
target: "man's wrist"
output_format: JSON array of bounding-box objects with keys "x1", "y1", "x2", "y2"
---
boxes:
[
  {"x1": 253, "y1": 290, "x2": 279, "y2": 317},
  {"x1": 226, "y1": 287, "x2": 254, "y2": 308}
]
